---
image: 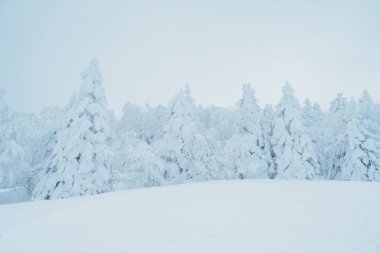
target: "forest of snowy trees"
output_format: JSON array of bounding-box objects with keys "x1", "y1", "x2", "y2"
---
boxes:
[{"x1": 1, "y1": 60, "x2": 380, "y2": 200}]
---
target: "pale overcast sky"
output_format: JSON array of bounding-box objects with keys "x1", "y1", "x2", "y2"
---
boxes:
[{"x1": 1, "y1": 0, "x2": 379, "y2": 116}]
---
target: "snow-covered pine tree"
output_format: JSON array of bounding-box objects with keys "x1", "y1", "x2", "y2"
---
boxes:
[
  {"x1": 334, "y1": 91, "x2": 380, "y2": 181},
  {"x1": 116, "y1": 103, "x2": 166, "y2": 145},
  {"x1": 317, "y1": 93, "x2": 350, "y2": 179},
  {"x1": 155, "y1": 84, "x2": 216, "y2": 182},
  {"x1": 261, "y1": 105, "x2": 277, "y2": 179},
  {"x1": 33, "y1": 59, "x2": 113, "y2": 199},
  {"x1": 0, "y1": 89, "x2": 37, "y2": 190},
  {"x1": 354, "y1": 91, "x2": 380, "y2": 181},
  {"x1": 112, "y1": 103, "x2": 166, "y2": 189},
  {"x1": 302, "y1": 99, "x2": 314, "y2": 130},
  {"x1": 111, "y1": 131, "x2": 166, "y2": 190},
  {"x1": 197, "y1": 105, "x2": 235, "y2": 180},
  {"x1": 30, "y1": 100, "x2": 76, "y2": 191},
  {"x1": 302, "y1": 99, "x2": 323, "y2": 134},
  {"x1": 302, "y1": 99, "x2": 324, "y2": 174},
  {"x1": 204, "y1": 106, "x2": 238, "y2": 144},
  {"x1": 224, "y1": 83, "x2": 268, "y2": 179},
  {"x1": 271, "y1": 82, "x2": 320, "y2": 179}
]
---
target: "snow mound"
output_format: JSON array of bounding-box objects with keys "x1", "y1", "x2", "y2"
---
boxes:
[{"x1": 0, "y1": 180, "x2": 380, "y2": 253}]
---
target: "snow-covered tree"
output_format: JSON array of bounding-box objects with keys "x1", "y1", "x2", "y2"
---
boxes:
[
  {"x1": 223, "y1": 84, "x2": 268, "y2": 179},
  {"x1": 33, "y1": 59, "x2": 113, "y2": 199},
  {"x1": 302, "y1": 99, "x2": 323, "y2": 133},
  {"x1": 29, "y1": 101, "x2": 75, "y2": 191},
  {"x1": 261, "y1": 105, "x2": 277, "y2": 178},
  {"x1": 0, "y1": 140, "x2": 29, "y2": 189},
  {"x1": 333, "y1": 91, "x2": 380, "y2": 181},
  {"x1": 271, "y1": 82, "x2": 320, "y2": 179},
  {"x1": 236, "y1": 83, "x2": 262, "y2": 135},
  {"x1": 116, "y1": 103, "x2": 166, "y2": 145},
  {"x1": 317, "y1": 94, "x2": 350, "y2": 179},
  {"x1": 111, "y1": 132, "x2": 166, "y2": 190},
  {"x1": 0, "y1": 89, "x2": 37, "y2": 190},
  {"x1": 203, "y1": 106, "x2": 238, "y2": 146},
  {"x1": 112, "y1": 103, "x2": 167, "y2": 189},
  {"x1": 302, "y1": 99, "x2": 324, "y2": 174},
  {"x1": 155, "y1": 84, "x2": 217, "y2": 182}
]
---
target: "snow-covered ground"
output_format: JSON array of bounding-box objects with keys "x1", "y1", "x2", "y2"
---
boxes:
[{"x1": 0, "y1": 180, "x2": 380, "y2": 253}]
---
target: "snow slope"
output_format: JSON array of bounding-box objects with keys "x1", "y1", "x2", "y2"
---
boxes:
[{"x1": 0, "y1": 180, "x2": 380, "y2": 253}]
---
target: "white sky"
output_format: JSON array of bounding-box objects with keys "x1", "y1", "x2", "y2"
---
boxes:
[{"x1": 1, "y1": 0, "x2": 379, "y2": 116}]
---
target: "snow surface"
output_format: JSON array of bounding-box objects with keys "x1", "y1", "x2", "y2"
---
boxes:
[{"x1": 0, "y1": 180, "x2": 380, "y2": 253}]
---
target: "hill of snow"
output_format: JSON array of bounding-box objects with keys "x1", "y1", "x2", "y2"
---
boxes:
[{"x1": 0, "y1": 180, "x2": 380, "y2": 253}]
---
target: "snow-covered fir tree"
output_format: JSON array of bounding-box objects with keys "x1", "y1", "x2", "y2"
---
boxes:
[
  {"x1": 205, "y1": 106, "x2": 238, "y2": 144},
  {"x1": 33, "y1": 59, "x2": 113, "y2": 199},
  {"x1": 302, "y1": 99, "x2": 324, "y2": 175},
  {"x1": 155, "y1": 84, "x2": 217, "y2": 182},
  {"x1": 271, "y1": 82, "x2": 320, "y2": 179},
  {"x1": 316, "y1": 93, "x2": 347, "y2": 179},
  {"x1": 261, "y1": 105, "x2": 277, "y2": 179},
  {"x1": 112, "y1": 104, "x2": 166, "y2": 189},
  {"x1": 116, "y1": 103, "x2": 166, "y2": 145},
  {"x1": 0, "y1": 89, "x2": 20, "y2": 188},
  {"x1": 302, "y1": 99, "x2": 323, "y2": 134},
  {"x1": 111, "y1": 132, "x2": 166, "y2": 190},
  {"x1": 0, "y1": 89, "x2": 38, "y2": 190},
  {"x1": 29, "y1": 100, "x2": 75, "y2": 191},
  {"x1": 333, "y1": 91, "x2": 380, "y2": 181},
  {"x1": 224, "y1": 83, "x2": 268, "y2": 179}
]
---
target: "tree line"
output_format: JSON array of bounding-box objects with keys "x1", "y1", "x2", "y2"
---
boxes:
[{"x1": 1, "y1": 60, "x2": 379, "y2": 200}]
